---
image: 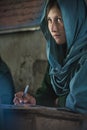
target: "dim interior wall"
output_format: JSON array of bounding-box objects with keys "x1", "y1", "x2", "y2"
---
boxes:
[{"x1": 0, "y1": 30, "x2": 47, "y2": 94}]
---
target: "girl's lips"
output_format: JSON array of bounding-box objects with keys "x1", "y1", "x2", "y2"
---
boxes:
[
  {"x1": 54, "y1": 34, "x2": 61, "y2": 36},
  {"x1": 53, "y1": 34, "x2": 61, "y2": 38}
]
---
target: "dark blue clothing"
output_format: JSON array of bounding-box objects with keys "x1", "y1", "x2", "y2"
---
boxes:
[{"x1": 0, "y1": 58, "x2": 15, "y2": 104}]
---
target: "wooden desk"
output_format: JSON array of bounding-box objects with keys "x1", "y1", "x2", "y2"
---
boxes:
[{"x1": 0, "y1": 104, "x2": 86, "y2": 130}]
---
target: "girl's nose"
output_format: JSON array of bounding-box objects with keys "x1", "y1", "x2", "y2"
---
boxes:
[{"x1": 51, "y1": 22, "x2": 58, "y2": 32}]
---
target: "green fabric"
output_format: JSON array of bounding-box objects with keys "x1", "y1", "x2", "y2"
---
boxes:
[
  {"x1": 35, "y1": 64, "x2": 57, "y2": 107},
  {"x1": 58, "y1": 95, "x2": 67, "y2": 107}
]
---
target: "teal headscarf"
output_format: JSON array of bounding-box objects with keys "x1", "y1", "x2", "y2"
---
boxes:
[{"x1": 40, "y1": 0, "x2": 87, "y2": 113}]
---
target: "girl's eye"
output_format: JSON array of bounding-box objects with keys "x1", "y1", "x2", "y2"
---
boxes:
[
  {"x1": 56, "y1": 17, "x2": 63, "y2": 23},
  {"x1": 47, "y1": 18, "x2": 52, "y2": 23}
]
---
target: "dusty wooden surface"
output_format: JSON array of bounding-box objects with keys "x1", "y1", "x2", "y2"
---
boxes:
[{"x1": 0, "y1": 104, "x2": 87, "y2": 130}]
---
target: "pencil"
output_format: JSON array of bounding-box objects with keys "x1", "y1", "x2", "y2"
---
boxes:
[{"x1": 22, "y1": 85, "x2": 29, "y2": 98}]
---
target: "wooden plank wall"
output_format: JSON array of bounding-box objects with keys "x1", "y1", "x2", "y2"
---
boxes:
[{"x1": 0, "y1": 0, "x2": 45, "y2": 32}]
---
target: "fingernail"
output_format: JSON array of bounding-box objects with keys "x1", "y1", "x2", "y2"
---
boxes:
[{"x1": 19, "y1": 100, "x2": 22, "y2": 103}]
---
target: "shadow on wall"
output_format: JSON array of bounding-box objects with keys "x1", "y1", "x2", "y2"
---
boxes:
[{"x1": 33, "y1": 59, "x2": 47, "y2": 93}]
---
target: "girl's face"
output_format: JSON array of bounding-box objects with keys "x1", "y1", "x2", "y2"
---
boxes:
[{"x1": 47, "y1": 5, "x2": 66, "y2": 45}]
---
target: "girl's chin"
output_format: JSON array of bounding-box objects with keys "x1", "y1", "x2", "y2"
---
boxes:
[{"x1": 55, "y1": 39, "x2": 65, "y2": 45}]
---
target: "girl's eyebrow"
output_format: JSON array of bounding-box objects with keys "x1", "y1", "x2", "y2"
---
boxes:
[
  {"x1": 47, "y1": 16, "x2": 62, "y2": 20},
  {"x1": 54, "y1": 16, "x2": 62, "y2": 18}
]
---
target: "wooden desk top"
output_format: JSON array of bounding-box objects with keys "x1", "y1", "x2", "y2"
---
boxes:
[{"x1": 0, "y1": 104, "x2": 85, "y2": 119}]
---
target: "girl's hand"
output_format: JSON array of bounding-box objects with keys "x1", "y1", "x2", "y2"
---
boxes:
[{"x1": 13, "y1": 91, "x2": 36, "y2": 105}]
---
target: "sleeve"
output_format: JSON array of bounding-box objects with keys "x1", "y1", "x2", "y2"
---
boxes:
[
  {"x1": 66, "y1": 58, "x2": 87, "y2": 113},
  {"x1": 35, "y1": 63, "x2": 58, "y2": 107},
  {"x1": 0, "y1": 58, "x2": 15, "y2": 104}
]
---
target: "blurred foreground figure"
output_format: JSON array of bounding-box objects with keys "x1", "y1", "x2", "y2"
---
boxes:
[{"x1": 0, "y1": 58, "x2": 15, "y2": 104}]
